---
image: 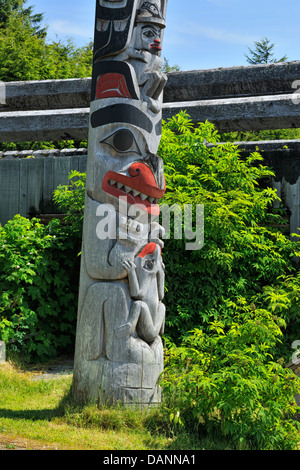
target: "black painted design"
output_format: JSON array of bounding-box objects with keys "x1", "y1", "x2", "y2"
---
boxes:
[
  {"x1": 101, "y1": 128, "x2": 142, "y2": 154},
  {"x1": 91, "y1": 104, "x2": 153, "y2": 133},
  {"x1": 94, "y1": 0, "x2": 138, "y2": 61},
  {"x1": 155, "y1": 119, "x2": 162, "y2": 136}
]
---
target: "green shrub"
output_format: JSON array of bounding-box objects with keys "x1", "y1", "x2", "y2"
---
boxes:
[
  {"x1": 157, "y1": 111, "x2": 300, "y2": 449},
  {"x1": 53, "y1": 170, "x2": 86, "y2": 232},
  {"x1": 159, "y1": 112, "x2": 299, "y2": 360},
  {"x1": 161, "y1": 311, "x2": 300, "y2": 450},
  {"x1": 0, "y1": 215, "x2": 80, "y2": 362}
]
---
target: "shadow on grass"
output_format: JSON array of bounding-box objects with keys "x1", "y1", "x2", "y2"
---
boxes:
[
  {"x1": 0, "y1": 383, "x2": 75, "y2": 422},
  {"x1": 0, "y1": 408, "x2": 58, "y2": 421},
  {"x1": 0, "y1": 376, "x2": 236, "y2": 450}
]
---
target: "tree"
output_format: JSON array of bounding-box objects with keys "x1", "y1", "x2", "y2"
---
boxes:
[
  {"x1": 0, "y1": 0, "x2": 46, "y2": 37},
  {"x1": 0, "y1": 8, "x2": 92, "y2": 81},
  {"x1": 245, "y1": 37, "x2": 287, "y2": 64},
  {"x1": 161, "y1": 57, "x2": 181, "y2": 72}
]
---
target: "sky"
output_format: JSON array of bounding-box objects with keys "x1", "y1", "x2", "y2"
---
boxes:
[{"x1": 29, "y1": 0, "x2": 300, "y2": 71}]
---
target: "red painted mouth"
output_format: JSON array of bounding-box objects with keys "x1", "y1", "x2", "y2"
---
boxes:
[
  {"x1": 150, "y1": 39, "x2": 162, "y2": 52},
  {"x1": 102, "y1": 162, "x2": 165, "y2": 216},
  {"x1": 150, "y1": 44, "x2": 162, "y2": 52}
]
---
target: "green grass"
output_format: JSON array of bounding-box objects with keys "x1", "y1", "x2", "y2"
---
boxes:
[{"x1": 0, "y1": 362, "x2": 234, "y2": 450}]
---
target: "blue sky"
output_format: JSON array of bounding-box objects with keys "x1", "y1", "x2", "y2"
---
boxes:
[{"x1": 30, "y1": 0, "x2": 299, "y2": 70}]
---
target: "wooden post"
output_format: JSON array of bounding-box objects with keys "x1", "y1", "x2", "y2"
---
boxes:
[{"x1": 72, "y1": 0, "x2": 168, "y2": 406}]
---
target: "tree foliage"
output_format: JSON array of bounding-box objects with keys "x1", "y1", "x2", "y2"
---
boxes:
[
  {"x1": 0, "y1": 0, "x2": 46, "y2": 37},
  {"x1": 158, "y1": 112, "x2": 300, "y2": 449},
  {"x1": 0, "y1": 0, "x2": 92, "y2": 81},
  {"x1": 245, "y1": 37, "x2": 287, "y2": 64}
]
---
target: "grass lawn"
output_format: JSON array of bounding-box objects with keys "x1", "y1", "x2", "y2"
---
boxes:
[{"x1": 0, "y1": 362, "x2": 234, "y2": 451}]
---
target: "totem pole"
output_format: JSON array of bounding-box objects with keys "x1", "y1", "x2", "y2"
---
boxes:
[{"x1": 72, "y1": 0, "x2": 168, "y2": 406}]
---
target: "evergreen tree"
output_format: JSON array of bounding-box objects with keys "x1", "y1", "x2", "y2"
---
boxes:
[
  {"x1": 0, "y1": 2, "x2": 92, "y2": 82},
  {"x1": 245, "y1": 37, "x2": 287, "y2": 64},
  {"x1": 161, "y1": 57, "x2": 181, "y2": 72},
  {"x1": 0, "y1": 0, "x2": 46, "y2": 37}
]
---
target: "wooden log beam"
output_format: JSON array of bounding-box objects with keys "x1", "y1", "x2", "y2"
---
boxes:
[
  {"x1": 1, "y1": 94, "x2": 300, "y2": 142},
  {"x1": 0, "y1": 78, "x2": 91, "y2": 112},
  {"x1": 164, "y1": 61, "x2": 300, "y2": 102},
  {"x1": 163, "y1": 94, "x2": 300, "y2": 133},
  {"x1": 0, "y1": 108, "x2": 90, "y2": 142},
  {"x1": 1, "y1": 61, "x2": 300, "y2": 112}
]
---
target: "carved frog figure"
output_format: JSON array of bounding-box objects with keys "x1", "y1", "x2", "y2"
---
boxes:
[{"x1": 116, "y1": 242, "x2": 165, "y2": 343}]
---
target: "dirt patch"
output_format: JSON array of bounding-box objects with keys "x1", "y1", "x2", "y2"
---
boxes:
[
  {"x1": 28, "y1": 357, "x2": 74, "y2": 381},
  {"x1": 0, "y1": 434, "x2": 59, "y2": 450}
]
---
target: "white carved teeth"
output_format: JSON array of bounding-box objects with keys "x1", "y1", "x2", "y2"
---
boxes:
[{"x1": 108, "y1": 180, "x2": 159, "y2": 204}]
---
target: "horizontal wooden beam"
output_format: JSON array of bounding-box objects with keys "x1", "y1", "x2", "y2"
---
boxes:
[
  {"x1": 1, "y1": 94, "x2": 299, "y2": 142},
  {"x1": 163, "y1": 94, "x2": 300, "y2": 133},
  {"x1": 164, "y1": 61, "x2": 300, "y2": 102},
  {"x1": 0, "y1": 78, "x2": 91, "y2": 112},
  {"x1": 1, "y1": 61, "x2": 300, "y2": 112},
  {"x1": 0, "y1": 108, "x2": 90, "y2": 142}
]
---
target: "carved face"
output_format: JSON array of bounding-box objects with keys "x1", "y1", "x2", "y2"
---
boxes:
[
  {"x1": 134, "y1": 23, "x2": 162, "y2": 54},
  {"x1": 86, "y1": 120, "x2": 165, "y2": 217},
  {"x1": 135, "y1": 242, "x2": 163, "y2": 278}
]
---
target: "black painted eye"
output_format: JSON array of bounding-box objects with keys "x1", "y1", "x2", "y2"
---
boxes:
[
  {"x1": 101, "y1": 129, "x2": 141, "y2": 155},
  {"x1": 144, "y1": 259, "x2": 154, "y2": 270},
  {"x1": 143, "y1": 29, "x2": 156, "y2": 38}
]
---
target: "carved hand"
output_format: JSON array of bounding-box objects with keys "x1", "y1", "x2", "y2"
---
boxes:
[
  {"x1": 122, "y1": 259, "x2": 136, "y2": 273},
  {"x1": 114, "y1": 322, "x2": 132, "y2": 339}
]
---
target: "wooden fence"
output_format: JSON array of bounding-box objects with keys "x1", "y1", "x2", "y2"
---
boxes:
[{"x1": 1, "y1": 60, "x2": 300, "y2": 231}]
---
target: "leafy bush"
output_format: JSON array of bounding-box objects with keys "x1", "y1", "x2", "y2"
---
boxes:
[
  {"x1": 1, "y1": 112, "x2": 299, "y2": 448},
  {"x1": 157, "y1": 112, "x2": 300, "y2": 449},
  {"x1": 161, "y1": 312, "x2": 300, "y2": 450},
  {"x1": 159, "y1": 112, "x2": 299, "y2": 359},
  {"x1": 53, "y1": 170, "x2": 86, "y2": 232},
  {"x1": 0, "y1": 215, "x2": 80, "y2": 362},
  {"x1": 0, "y1": 7, "x2": 92, "y2": 82}
]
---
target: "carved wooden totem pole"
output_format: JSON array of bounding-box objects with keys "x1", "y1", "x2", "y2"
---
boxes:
[{"x1": 73, "y1": 0, "x2": 168, "y2": 406}]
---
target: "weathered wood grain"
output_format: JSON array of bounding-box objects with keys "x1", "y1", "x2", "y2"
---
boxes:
[
  {"x1": 1, "y1": 94, "x2": 300, "y2": 142},
  {"x1": 1, "y1": 61, "x2": 300, "y2": 111}
]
